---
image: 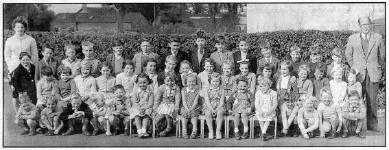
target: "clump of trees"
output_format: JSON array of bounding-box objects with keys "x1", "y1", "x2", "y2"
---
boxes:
[{"x1": 4, "y1": 4, "x2": 55, "y2": 31}]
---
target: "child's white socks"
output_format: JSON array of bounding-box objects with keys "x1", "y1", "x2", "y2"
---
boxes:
[{"x1": 234, "y1": 128, "x2": 239, "y2": 133}]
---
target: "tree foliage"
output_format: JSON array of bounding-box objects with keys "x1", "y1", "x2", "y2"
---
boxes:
[{"x1": 4, "y1": 4, "x2": 55, "y2": 31}]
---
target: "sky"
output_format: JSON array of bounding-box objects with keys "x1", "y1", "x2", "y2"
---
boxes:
[{"x1": 48, "y1": 4, "x2": 101, "y2": 14}]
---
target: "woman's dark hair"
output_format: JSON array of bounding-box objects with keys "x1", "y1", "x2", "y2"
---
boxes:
[
  {"x1": 12, "y1": 16, "x2": 28, "y2": 29},
  {"x1": 19, "y1": 52, "x2": 31, "y2": 60},
  {"x1": 135, "y1": 72, "x2": 153, "y2": 85}
]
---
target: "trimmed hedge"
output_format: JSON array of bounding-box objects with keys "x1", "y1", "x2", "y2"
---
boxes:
[{"x1": 4, "y1": 30, "x2": 385, "y2": 108}]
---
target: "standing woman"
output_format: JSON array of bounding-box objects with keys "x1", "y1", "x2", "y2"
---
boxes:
[
  {"x1": 11, "y1": 52, "x2": 37, "y2": 111},
  {"x1": 5, "y1": 16, "x2": 38, "y2": 112}
]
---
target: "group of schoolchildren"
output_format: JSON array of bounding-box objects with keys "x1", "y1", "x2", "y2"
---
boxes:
[{"x1": 11, "y1": 32, "x2": 366, "y2": 142}]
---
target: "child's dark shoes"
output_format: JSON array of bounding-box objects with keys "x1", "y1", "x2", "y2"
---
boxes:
[
  {"x1": 46, "y1": 130, "x2": 54, "y2": 136},
  {"x1": 190, "y1": 131, "x2": 197, "y2": 139},
  {"x1": 82, "y1": 128, "x2": 91, "y2": 136}
]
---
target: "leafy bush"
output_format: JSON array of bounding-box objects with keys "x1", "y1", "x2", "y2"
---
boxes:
[{"x1": 3, "y1": 30, "x2": 385, "y2": 108}]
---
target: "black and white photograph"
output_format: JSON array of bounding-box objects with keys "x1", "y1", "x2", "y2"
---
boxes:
[{"x1": 1, "y1": 1, "x2": 387, "y2": 148}]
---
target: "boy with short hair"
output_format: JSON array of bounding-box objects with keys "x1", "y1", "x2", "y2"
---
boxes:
[
  {"x1": 133, "y1": 39, "x2": 161, "y2": 75},
  {"x1": 60, "y1": 93, "x2": 93, "y2": 136},
  {"x1": 318, "y1": 88, "x2": 342, "y2": 139},
  {"x1": 163, "y1": 37, "x2": 189, "y2": 73},
  {"x1": 35, "y1": 44, "x2": 61, "y2": 81},
  {"x1": 289, "y1": 45, "x2": 303, "y2": 78},
  {"x1": 80, "y1": 41, "x2": 101, "y2": 78},
  {"x1": 327, "y1": 47, "x2": 349, "y2": 80},
  {"x1": 190, "y1": 30, "x2": 211, "y2": 73},
  {"x1": 233, "y1": 37, "x2": 257, "y2": 74},
  {"x1": 256, "y1": 43, "x2": 280, "y2": 76},
  {"x1": 235, "y1": 61, "x2": 256, "y2": 94},
  {"x1": 73, "y1": 61, "x2": 97, "y2": 102},
  {"x1": 297, "y1": 96, "x2": 319, "y2": 139},
  {"x1": 342, "y1": 91, "x2": 366, "y2": 138},
  {"x1": 15, "y1": 93, "x2": 39, "y2": 136},
  {"x1": 106, "y1": 40, "x2": 128, "y2": 76},
  {"x1": 53, "y1": 67, "x2": 77, "y2": 107},
  {"x1": 58, "y1": 43, "x2": 81, "y2": 78}
]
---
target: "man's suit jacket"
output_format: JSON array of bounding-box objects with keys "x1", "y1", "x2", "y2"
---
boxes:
[
  {"x1": 345, "y1": 32, "x2": 385, "y2": 82},
  {"x1": 190, "y1": 48, "x2": 211, "y2": 74},
  {"x1": 35, "y1": 57, "x2": 61, "y2": 81},
  {"x1": 233, "y1": 50, "x2": 257, "y2": 75},
  {"x1": 132, "y1": 52, "x2": 161, "y2": 75},
  {"x1": 256, "y1": 56, "x2": 280, "y2": 75},
  {"x1": 105, "y1": 54, "x2": 129, "y2": 76},
  {"x1": 161, "y1": 50, "x2": 190, "y2": 73}
]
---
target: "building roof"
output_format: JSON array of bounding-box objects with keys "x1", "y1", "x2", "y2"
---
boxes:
[{"x1": 53, "y1": 7, "x2": 147, "y2": 23}]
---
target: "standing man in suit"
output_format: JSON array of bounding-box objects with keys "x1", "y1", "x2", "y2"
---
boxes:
[
  {"x1": 190, "y1": 30, "x2": 211, "y2": 73},
  {"x1": 233, "y1": 38, "x2": 257, "y2": 75},
  {"x1": 345, "y1": 16, "x2": 385, "y2": 132}
]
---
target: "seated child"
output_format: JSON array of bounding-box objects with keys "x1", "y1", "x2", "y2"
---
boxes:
[
  {"x1": 36, "y1": 66, "x2": 58, "y2": 110},
  {"x1": 90, "y1": 93, "x2": 108, "y2": 136},
  {"x1": 15, "y1": 93, "x2": 39, "y2": 136},
  {"x1": 80, "y1": 41, "x2": 101, "y2": 78},
  {"x1": 198, "y1": 58, "x2": 215, "y2": 96},
  {"x1": 154, "y1": 72, "x2": 181, "y2": 137},
  {"x1": 180, "y1": 74, "x2": 201, "y2": 139},
  {"x1": 255, "y1": 78, "x2": 278, "y2": 141},
  {"x1": 58, "y1": 43, "x2": 81, "y2": 78},
  {"x1": 313, "y1": 63, "x2": 329, "y2": 99},
  {"x1": 228, "y1": 76, "x2": 254, "y2": 140},
  {"x1": 318, "y1": 88, "x2": 342, "y2": 139},
  {"x1": 60, "y1": 93, "x2": 93, "y2": 136},
  {"x1": 341, "y1": 90, "x2": 366, "y2": 138},
  {"x1": 116, "y1": 60, "x2": 136, "y2": 97},
  {"x1": 40, "y1": 96, "x2": 63, "y2": 136},
  {"x1": 297, "y1": 64, "x2": 313, "y2": 97},
  {"x1": 143, "y1": 58, "x2": 159, "y2": 97},
  {"x1": 276, "y1": 60, "x2": 298, "y2": 106},
  {"x1": 96, "y1": 62, "x2": 116, "y2": 104},
  {"x1": 105, "y1": 85, "x2": 130, "y2": 136},
  {"x1": 297, "y1": 96, "x2": 319, "y2": 139},
  {"x1": 128, "y1": 73, "x2": 154, "y2": 138},
  {"x1": 53, "y1": 67, "x2": 77, "y2": 107},
  {"x1": 221, "y1": 61, "x2": 236, "y2": 99},
  {"x1": 346, "y1": 68, "x2": 362, "y2": 98},
  {"x1": 280, "y1": 93, "x2": 300, "y2": 137},
  {"x1": 203, "y1": 73, "x2": 225, "y2": 140},
  {"x1": 74, "y1": 61, "x2": 97, "y2": 103},
  {"x1": 235, "y1": 61, "x2": 256, "y2": 94},
  {"x1": 329, "y1": 68, "x2": 347, "y2": 106},
  {"x1": 179, "y1": 60, "x2": 199, "y2": 87},
  {"x1": 257, "y1": 64, "x2": 276, "y2": 91}
]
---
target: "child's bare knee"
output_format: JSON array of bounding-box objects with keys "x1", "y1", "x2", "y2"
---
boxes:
[{"x1": 26, "y1": 119, "x2": 37, "y2": 127}]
